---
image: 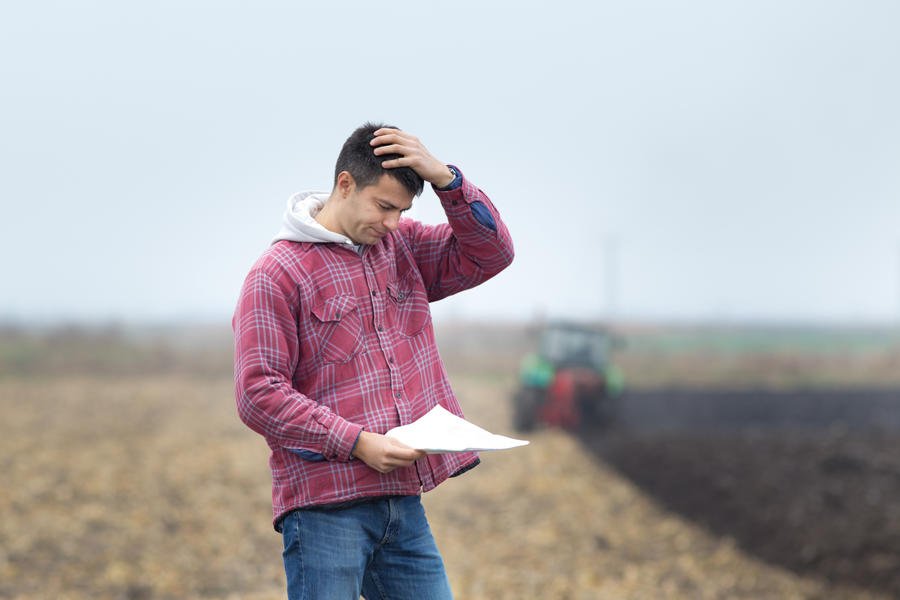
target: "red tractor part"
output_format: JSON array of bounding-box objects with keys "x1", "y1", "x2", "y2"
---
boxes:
[{"x1": 539, "y1": 368, "x2": 606, "y2": 430}]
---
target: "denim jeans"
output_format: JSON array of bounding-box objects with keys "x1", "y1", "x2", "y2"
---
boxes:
[{"x1": 280, "y1": 495, "x2": 453, "y2": 600}]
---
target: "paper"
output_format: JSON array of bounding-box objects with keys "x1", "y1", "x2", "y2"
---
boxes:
[{"x1": 385, "y1": 405, "x2": 530, "y2": 453}]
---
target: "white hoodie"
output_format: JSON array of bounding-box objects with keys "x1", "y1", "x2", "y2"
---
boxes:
[{"x1": 272, "y1": 191, "x2": 358, "y2": 248}]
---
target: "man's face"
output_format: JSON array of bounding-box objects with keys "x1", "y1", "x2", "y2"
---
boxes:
[{"x1": 337, "y1": 173, "x2": 414, "y2": 245}]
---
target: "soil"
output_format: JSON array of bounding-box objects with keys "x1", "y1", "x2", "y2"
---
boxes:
[
  {"x1": 428, "y1": 377, "x2": 900, "y2": 600},
  {"x1": 581, "y1": 387, "x2": 900, "y2": 598},
  {"x1": 2, "y1": 353, "x2": 899, "y2": 598}
]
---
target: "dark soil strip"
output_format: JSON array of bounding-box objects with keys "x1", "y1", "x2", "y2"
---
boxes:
[{"x1": 581, "y1": 388, "x2": 900, "y2": 597}]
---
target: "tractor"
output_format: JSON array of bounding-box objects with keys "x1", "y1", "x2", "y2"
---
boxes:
[{"x1": 512, "y1": 322, "x2": 624, "y2": 431}]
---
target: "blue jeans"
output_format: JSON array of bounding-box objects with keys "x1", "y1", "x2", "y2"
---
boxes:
[{"x1": 280, "y1": 495, "x2": 453, "y2": 600}]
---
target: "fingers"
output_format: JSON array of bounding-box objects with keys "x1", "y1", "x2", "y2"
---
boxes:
[
  {"x1": 375, "y1": 445, "x2": 424, "y2": 473},
  {"x1": 370, "y1": 129, "x2": 411, "y2": 150},
  {"x1": 358, "y1": 434, "x2": 425, "y2": 474},
  {"x1": 371, "y1": 453, "x2": 423, "y2": 473},
  {"x1": 371, "y1": 128, "x2": 416, "y2": 145},
  {"x1": 371, "y1": 143, "x2": 410, "y2": 168},
  {"x1": 369, "y1": 128, "x2": 448, "y2": 184},
  {"x1": 370, "y1": 130, "x2": 420, "y2": 166},
  {"x1": 384, "y1": 439, "x2": 426, "y2": 464}
]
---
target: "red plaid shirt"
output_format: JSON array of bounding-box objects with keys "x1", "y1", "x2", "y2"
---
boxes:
[{"x1": 233, "y1": 172, "x2": 514, "y2": 527}]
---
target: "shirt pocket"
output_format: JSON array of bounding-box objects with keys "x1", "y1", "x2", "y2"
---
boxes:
[
  {"x1": 310, "y1": 293, "x2": 364, "y2": 364},
  {"x1": 387, "y1": 275, "x2": 431, "y2": 338}
]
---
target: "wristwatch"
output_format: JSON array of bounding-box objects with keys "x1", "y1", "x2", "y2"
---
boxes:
[{"x1": 439, "y1": 166, "x2": 459, "y2": 190}]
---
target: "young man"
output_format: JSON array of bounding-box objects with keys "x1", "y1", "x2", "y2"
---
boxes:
[{"x1": 233, "y1": 123, "x2": 514, "y2": 599}]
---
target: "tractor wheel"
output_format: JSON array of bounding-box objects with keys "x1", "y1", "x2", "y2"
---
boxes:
[{"x1": 512, "y1": 387, "x2": 542, "y2": 432}]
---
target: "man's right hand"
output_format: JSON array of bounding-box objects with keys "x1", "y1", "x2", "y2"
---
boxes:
[
  {"x1": 370, "y1": 128, "x2": 456, "y2": 188},
  {"x1": 351, "y1": 431, "x2": 426, "y2": 474}
]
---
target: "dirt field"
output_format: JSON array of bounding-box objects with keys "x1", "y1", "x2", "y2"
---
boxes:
[
  {"x1": 600, "y1": 386, "x2": 900, "y2": 598},
  {"x1": 2, "y1": 324, "x2": 900, "y2": 599}
]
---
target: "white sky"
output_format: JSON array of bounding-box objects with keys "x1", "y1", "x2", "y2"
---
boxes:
[{"x1": 1, "y1": 0, "x2": 899, "y2": 324}]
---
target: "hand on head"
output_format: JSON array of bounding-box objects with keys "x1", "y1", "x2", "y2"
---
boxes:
[{"x1": 370, "y1": 128, "x2": 456, "y2": 188}]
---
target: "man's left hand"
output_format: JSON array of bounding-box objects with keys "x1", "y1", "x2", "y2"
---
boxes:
[{"x1": 371, "y1": 128, "x2": 455, "y2": 188}]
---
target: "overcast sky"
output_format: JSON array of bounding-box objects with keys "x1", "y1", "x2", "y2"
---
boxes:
[{"x1": 2, "y1": 1, "x2": 899, "y2": 324}]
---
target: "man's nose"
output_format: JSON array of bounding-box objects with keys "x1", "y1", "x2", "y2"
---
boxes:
[{"x1": 383, "y1": 212, "x2": 401, "y2": 231}]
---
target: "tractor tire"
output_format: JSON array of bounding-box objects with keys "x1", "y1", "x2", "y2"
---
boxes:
[{"x1": 512, "y1": 387, "x2": 542, "y2": 432}]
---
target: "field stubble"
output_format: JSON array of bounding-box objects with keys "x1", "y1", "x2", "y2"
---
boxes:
[{"x1": 2, "y1": 324, "x2": 899, "y2": 598}]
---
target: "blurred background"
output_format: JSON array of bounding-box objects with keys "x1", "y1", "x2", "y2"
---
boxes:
[{"x1": 2, "y1": 1, "x2": 900, "y2": 598}]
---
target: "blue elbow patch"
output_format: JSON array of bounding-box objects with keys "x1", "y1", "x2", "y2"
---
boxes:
[
  {"x1": 287, "y1": 448, "x2": 326, "y2": 462},
  {"x1": 470, "y1": 201, "x2": 496, "y2": 231}
]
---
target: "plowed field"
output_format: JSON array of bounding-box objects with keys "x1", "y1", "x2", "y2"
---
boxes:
[
  {"x1": 1, "y1": 372, "x2": 897, "y2": 599},
  {"x1": 2, "y1": 324, "x2": 899, "y2": 599}
]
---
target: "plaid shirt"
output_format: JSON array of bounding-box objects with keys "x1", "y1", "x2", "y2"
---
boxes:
[{"x1": 233, "y1": 171, "x2": 514, "y2": 527}]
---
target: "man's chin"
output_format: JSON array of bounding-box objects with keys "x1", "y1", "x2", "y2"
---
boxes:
[
  {"x1": 363, "y1": 230, "x2": 387, "y2": 244},
  {"x1": 351, "y1": 232, "x2": 384, "y2": 245}
]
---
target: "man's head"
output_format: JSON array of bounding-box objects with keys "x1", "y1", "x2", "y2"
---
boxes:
[
  {"x1": 319, "y1": 123, "x2": 423, "y2": 245},
  {"x1": 333, "y1": 122, "x2": 425, "y2": 198}
]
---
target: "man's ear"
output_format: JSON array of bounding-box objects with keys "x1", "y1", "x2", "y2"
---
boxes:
[{"x1": 336, "y1": 171, "x2": 355, "y2": 198}]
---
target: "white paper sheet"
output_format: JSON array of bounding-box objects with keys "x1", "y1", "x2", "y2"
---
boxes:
[{"x1": 385, "y1": 405, "x2": 530, "y2": 453}]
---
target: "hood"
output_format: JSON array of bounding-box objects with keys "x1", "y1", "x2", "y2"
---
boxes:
[{"x1": 272, "y1": 191, "x2": 356, "y2": 246}]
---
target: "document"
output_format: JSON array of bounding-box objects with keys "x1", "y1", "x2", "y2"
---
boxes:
[{"x1": 385, "y1": 405, "x2": 530, "y2": 453}]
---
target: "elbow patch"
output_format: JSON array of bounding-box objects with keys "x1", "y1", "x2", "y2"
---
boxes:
[{"x1": 470, "y1": 201, "x2": 496, "y2": 231}]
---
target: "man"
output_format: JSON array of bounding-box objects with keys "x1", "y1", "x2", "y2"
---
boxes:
[{"x1": 232, "y1": 123, "x2": 514, "y2": 599}]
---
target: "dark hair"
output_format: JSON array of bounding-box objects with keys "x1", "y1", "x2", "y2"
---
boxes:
[{"x1": 333, "y1": 122, "x2": 425, "y2": 197}]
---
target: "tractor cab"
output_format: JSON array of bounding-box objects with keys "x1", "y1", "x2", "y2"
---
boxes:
[{"x1": 540, "y1": 323, "x2": 612, "y2": 371}]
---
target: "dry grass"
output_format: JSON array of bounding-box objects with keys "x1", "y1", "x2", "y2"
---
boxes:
[{"x1": 0, "y1": 376, "x2": 283, "y2": 599}]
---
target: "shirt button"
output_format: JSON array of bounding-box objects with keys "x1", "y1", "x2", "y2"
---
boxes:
[
  {"x1": 371, "y1": 290, "x2": 378, "y2": 296},
  {"x1": 395, "y1": 392, "x2": 401, "y2": 399},
  {"x1": 378, "y1": 325, "x2": 384, "y2": 332},
  {"x1": 389, "y1": 357, "x2": 395, "y2": 363}
]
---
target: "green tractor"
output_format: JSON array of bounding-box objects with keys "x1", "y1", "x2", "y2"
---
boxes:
[{"x1": 513, "y1": 322, "x2": 625, "y2": 431}]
